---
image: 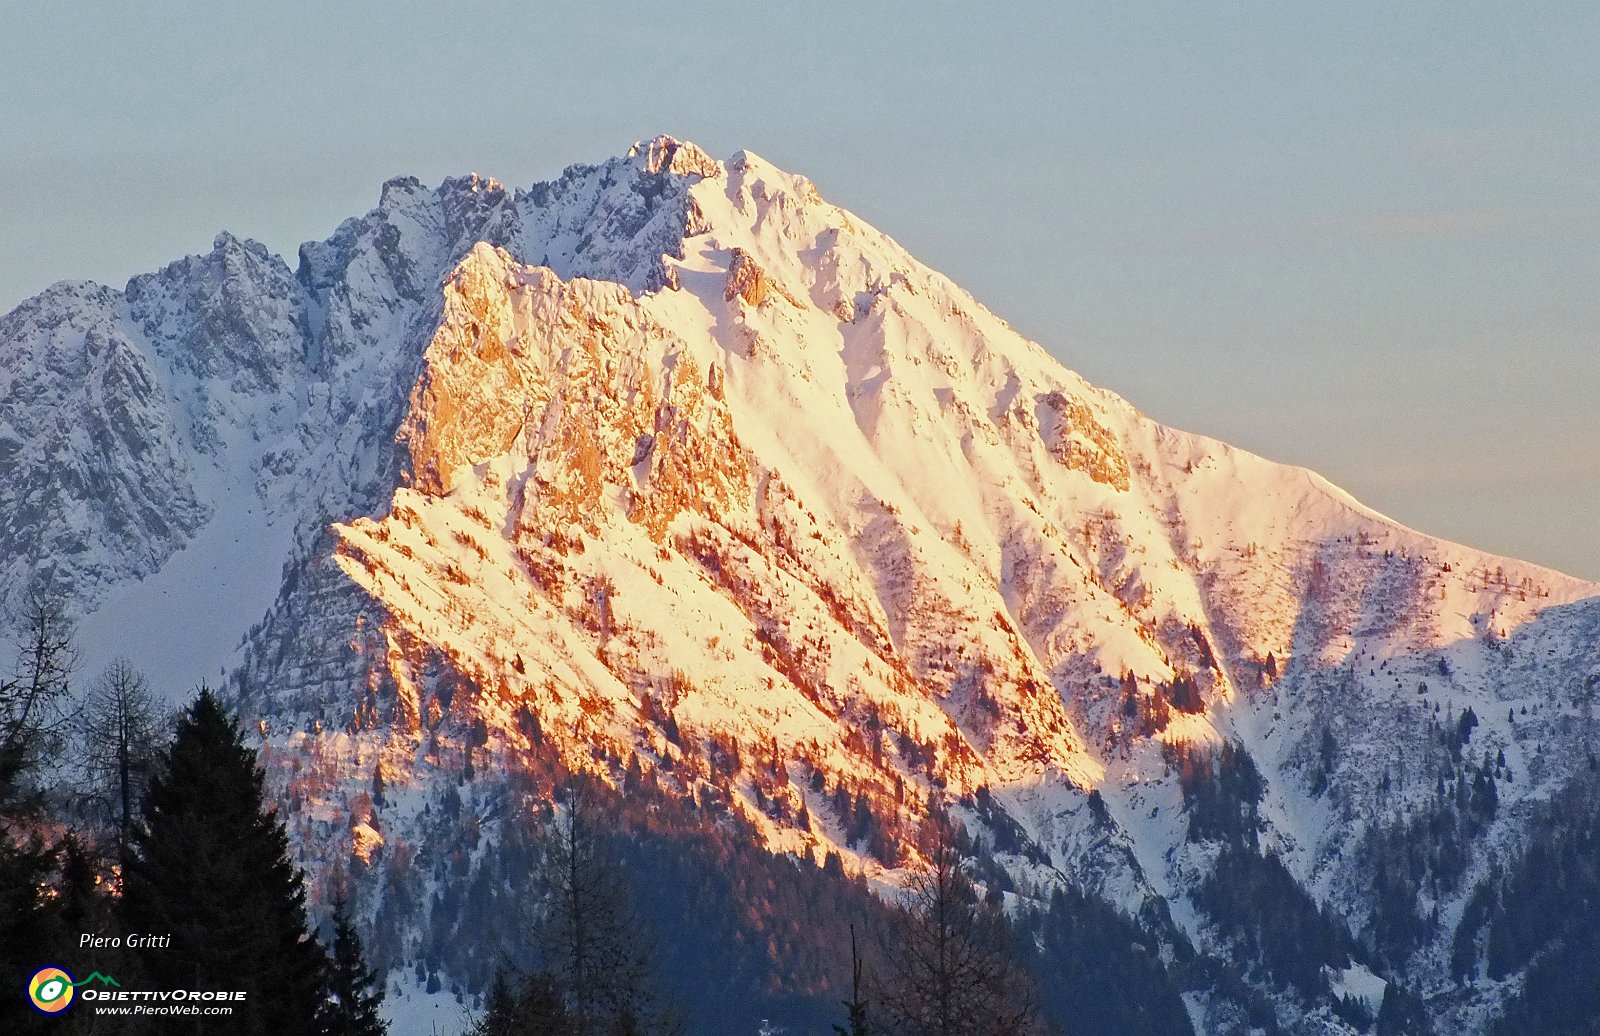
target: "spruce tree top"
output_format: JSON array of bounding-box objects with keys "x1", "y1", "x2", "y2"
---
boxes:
[{"x1": 122, "y1": 687, "x2": 325, "y2": 1036}]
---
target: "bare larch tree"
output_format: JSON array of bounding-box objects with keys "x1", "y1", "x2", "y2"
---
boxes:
[
  {"x1": 533, "y1": 775, "x2": 670, "y2": 1036},
  {"x1": 79, "y1": 658, "x2": 161, "y2": 846},
  {"x1": 879, "y1": 810, "x2": 1037, "y2": 1036},
  {"x1": 0, "y1": 589, "x2": 78, "y2": 796}
]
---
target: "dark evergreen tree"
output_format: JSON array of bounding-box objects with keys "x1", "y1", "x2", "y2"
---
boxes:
[
  {"x1": 475, "y1": 971, "x2": 520, "y2": 1036},
  {"x1": 1166, "y1": 672, "x2": 1205, "y2": 715},
  {"x1": 519, "y1": 972, "x2": 574, "y2": 1035},
  {"x1": 320, "y1": 899, "x2": 388, "y2": 1036},
  {"x1": 1375, "y1": 983, "x2": 1433, "y2": 1036},
  {"x1": 472, "y1": 970, "x2": 571, "y2": 1036},
  {"x1": 1032, "y1": 885, "x2": 1194, "y2": 1036},
  {"x1": 121, "y1": 687, "x2": 325, "y2": 1035}
]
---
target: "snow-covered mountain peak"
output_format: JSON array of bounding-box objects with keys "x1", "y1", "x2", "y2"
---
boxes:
[
  {"x1": 7, "y1": 139, "x2": 1600, "y2": 1034},
  {"x1": 322, "y1": 142, "x2": 1599, "y2": 803}
]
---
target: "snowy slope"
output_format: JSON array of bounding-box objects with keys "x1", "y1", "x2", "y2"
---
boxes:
[{"x1": 4, "y1": 136, "x2": 1597, "y2": 1034}]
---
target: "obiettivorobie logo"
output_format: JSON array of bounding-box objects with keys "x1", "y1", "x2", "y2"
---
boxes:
[
  {"x1": 25, "y1": 965, "x2": 245, "y2": 1018},
  {"x1": 27, "y1": 967, "x2": 120, "y2": 1014}
]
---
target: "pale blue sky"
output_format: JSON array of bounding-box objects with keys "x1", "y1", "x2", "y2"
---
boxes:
[{"x1": 3, "y1": 2, "x2": 1596, "y2": 577}]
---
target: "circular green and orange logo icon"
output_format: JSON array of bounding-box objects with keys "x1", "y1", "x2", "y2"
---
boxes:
[{"x1": 28, "y1": 967, "x2": 74, "y2": 1014}]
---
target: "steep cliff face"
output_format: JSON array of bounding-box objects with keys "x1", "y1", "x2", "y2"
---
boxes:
[
  {"x1": 5, "y1": 137, "x2": 1598, "y2": 1034},
  {"x1": 0, "y1": 281, "x2": 208, "y2": 603}
]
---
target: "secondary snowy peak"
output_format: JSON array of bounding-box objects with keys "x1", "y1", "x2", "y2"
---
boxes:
[
  {"x1": 127, "y1": 231, "x2": 306, "y2": 391},
  {"x1": 302, "y1": 136, "x2": 709, "y2": 310},
  {"x1": 0, "y1": 136, "x2": 720, "y2": 630}
]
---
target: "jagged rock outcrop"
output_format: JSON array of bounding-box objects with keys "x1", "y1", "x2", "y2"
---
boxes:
[
  {"x1": 1036, "y1": 389, "x2": 1131, "y2": 490},
  {"x1": 635, "y1": 134, "x2": 723, "y2": 180},
  {"x1": 724, "y1": 247, "x2": 771, "y2": 307},
  {"x1": 398, "y1": 245, "x2": 530, "y2": 496}
]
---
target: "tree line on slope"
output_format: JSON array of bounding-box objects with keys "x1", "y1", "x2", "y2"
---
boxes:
[
  {"x1": 3, "y1": 591, "x2": 1194, "y2": 1036},
  {"x1": 1356, "y1": 704, "x2": 1502, "y2": 970},
  {"x1": 1453, "y1": 769, "x2": 1600, "y2": 1035},
  {"x1": 472, "y1": 801, "x2": 1045, "y2": 1036},
  {"x1": 440, "y1": 763, "x2": 1193, "y2": 1036},
  {"x1": 1169, "y1": 740, "x2": 1434, "y2": 1035}
]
